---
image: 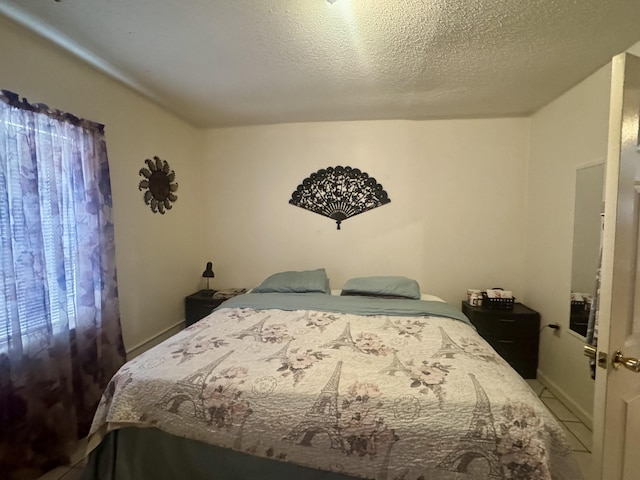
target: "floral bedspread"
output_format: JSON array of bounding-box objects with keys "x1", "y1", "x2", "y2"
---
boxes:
[{"x1": 89, "y1": 299, "x2": 582, "y2": 480}]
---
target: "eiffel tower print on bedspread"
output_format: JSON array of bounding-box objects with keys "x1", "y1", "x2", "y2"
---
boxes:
[
  {"x1": 283, "y1": 361, "x2": 343, "y2": 449},
  {"x1": 320, "y1": 322, "x2": 358, "y2": 350},
  {"x1": 432, "y1": 326, "x2": 468, "y2": 359},
  {"x1": 283, "y1": 359, "x2": 400, "y2": 479},
  {"x1": 158, "y1": 350, "x2": 234, "y2": 420},
  {"x1": 232, "y1": 317, "x2": 269, "y2": 341},
  {"x1": 437, "y1": 373, "x2": 502, "y2": 478}
]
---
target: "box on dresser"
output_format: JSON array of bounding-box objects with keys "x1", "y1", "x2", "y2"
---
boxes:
[{"x1": 461, "y1": 300, "x2": 540, "y2": 378}]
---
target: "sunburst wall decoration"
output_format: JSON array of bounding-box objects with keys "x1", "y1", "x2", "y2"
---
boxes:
[
  {"x1": 289, "y1": 166, "x2": 391, "y2": 230},
  {"x1": 138, "y1": 156, "x2": 178, "y2": 214}
]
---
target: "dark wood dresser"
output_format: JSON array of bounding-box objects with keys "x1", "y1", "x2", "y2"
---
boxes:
[
  {"x1": 461, "y1": 300, "x2": 540, "y2": 378},
  {"x1": 569, "y1": 308, "x2": 589, "y2": 337}
]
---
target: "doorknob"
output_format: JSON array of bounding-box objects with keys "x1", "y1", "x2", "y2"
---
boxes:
[
  {"x1": 583, "y1": 344, "x2": 608, "y2": 369},
  {"x1": 584, "y1": 344, "x2": 596, "y2": 359},
  {"x1": 613, "y1": 350, "x2": 640, "y2": 372}
]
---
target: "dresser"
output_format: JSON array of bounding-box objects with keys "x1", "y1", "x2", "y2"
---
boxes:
[
  {"x1": 461, "y1": 301, "x2": 540, "y2": 378},
  {"x1": 569, "y1": 308, "x2": 589, "y2": 337}
]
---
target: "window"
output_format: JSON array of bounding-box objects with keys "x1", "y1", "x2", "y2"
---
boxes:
[
  {"x1": 0, "y1": 91, "x2": 107, "y2": 348},
  {"x1": 0, "y1": 90, "x2": 125, "y2": 480}
]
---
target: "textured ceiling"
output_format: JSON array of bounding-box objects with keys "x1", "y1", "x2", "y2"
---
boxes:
[{"x1": 2, "y1": 0, "x2": 640, "y2": 128}]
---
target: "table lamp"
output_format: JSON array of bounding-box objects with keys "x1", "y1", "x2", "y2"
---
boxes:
[{"x1": 202, "y1": 261, "x2": 215, "y2": 293}]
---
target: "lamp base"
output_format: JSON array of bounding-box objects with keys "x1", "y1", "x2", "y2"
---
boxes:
[{"x1": 199, "y1": 289, "x2": 216, "y2": 297}]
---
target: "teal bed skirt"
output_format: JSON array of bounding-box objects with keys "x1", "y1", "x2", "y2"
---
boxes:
[{"x1": 80, "y1": 427, "x2": 362, "y2": 480}]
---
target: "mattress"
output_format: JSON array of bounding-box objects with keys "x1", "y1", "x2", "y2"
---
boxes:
[{"x1": 82, "y1": 293, "x2": 582, "y2": 480}]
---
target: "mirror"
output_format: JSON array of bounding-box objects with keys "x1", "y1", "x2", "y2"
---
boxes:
[{"x1": 569, "y1": 163, "x2": 605, "y2": 337}]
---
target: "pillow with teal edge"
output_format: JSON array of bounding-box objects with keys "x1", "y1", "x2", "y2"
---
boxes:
[
  {"x1": 340, "y1": 276, "x2": 421, "y2": 300},
  {"x1": 252, "y1": 269, "x2": 331, "y2": 294}
]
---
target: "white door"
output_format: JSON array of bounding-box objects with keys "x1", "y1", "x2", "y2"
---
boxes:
[{"x1": 590, "y1": 52, "x2": 640, "y2": 480}]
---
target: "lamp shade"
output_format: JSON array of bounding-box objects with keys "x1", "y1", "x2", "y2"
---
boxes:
[{"x1": 202, "y1": 262, "x2": 215, "y2": 278}]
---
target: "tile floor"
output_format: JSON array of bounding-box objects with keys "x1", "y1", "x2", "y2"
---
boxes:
[
  {"x1": 525, "y1": 379, "x2": 592, "y2": 480},
  {"x1": 38, "y1": 380, "x2": 592, "y2": 480}
]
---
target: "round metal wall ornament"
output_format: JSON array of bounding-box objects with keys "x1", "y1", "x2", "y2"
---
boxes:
[{"x1": 138, "y1": 156, "x2": 178, "y2": 214}]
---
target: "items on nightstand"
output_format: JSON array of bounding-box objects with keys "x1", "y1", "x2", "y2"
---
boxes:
[
  {"x1": 482, "y1": 287, "x2": 515, "y2": 310},
  {"x1": 462, "y1": 300, "x2": 540, "y2": 378},
  {"x1": 570, "y1": 292, "x2": 592, "y2": 312},
  {"x1": 485, "y1": 288, "x2": 513, "y2": 298},
  {"x1": 466, "y1": 289, "x2": 482, "y2": 306},
  {"x1": 213, "y1": 288, "x2": 247, "y2": 299},
  {"x1": 466, "y1": 287, "x2": 515, "y2": 309}
]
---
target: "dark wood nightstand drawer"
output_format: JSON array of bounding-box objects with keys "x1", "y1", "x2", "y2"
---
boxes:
[
  {"x1": 465, "y1": 311, "x2": 539, "y2": 337},
  {"x1": 461, "y1": 300, "x2": 540, "y2": 379},
  {"x1": 185, "y1": 289, "x2": 247, "y2": 327},
  {"x1": 482, "y1": 334, "x2": 539, "y2": 359},
  {"x1": 185, "y1": 291, "x2": 225, "y2": 326}
]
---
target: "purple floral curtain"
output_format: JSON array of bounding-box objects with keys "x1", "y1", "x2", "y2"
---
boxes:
[{"x1": 0, "y1": 90, "x2": 126, "y2": 479}]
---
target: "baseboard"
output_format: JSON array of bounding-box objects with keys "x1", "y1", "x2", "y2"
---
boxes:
[
  {"x1": 126, "y1": 319, "x2": 185, "y2": 360},
  {"x1": 537, "y1": 369, "x2": 593, "y2": 430}
]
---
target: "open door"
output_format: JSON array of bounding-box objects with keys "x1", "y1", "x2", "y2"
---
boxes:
[{"x1": 589, "y1": 52, "x2": 640, "y2": 480}]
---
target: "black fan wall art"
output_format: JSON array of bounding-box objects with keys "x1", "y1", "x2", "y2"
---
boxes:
[{"x1": 289, "y1": 166, "x2": 391, "y2": 230}]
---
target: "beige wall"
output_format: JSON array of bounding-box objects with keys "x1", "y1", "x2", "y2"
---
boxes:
[
  {"x1": 201, "y1": 118, "x2": 530, "y2": 306},
  {"x1": 524, "y1": 41, "x2": 640, "y2": 427},
  {"x1": 0, "y1": 16, "x2": 206, "y2": 356},
  {"x1": 525, "y1": 64, "x2": 612, "y2": 425}
]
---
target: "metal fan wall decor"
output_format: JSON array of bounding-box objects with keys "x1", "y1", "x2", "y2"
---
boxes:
[{"x1": 289, "y1": 166, "x2": 391, "y2": 230}]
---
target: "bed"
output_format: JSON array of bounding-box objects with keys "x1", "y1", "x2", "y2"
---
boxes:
[{"x1": 80, "y1": 272, "x2": 583, "y2": 480}]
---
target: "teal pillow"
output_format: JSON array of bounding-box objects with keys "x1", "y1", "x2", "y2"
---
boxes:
[
  {"x1": 253, "y1": 269, "x2": 330, "y2": 294},
  {"x1": 340, "y1": 276, "x2": 421, "y2": 300}
]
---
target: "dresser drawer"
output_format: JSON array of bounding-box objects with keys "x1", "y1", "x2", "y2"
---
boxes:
[
  {"x1": 185, "y1": 291, "x2": 225, "y2": 327},
  {"x1": 461, "y1": 300, "x2": 540, "y2": 379},
  {"x1": 482, "y1": 334, "x2": 539, "y2": 359},
  {"x1": 185, "y1": 300, "x2": 223, "y2": 326},
  {"x1": 467, "y1": 312, "x2": 539, "y2": 337}
]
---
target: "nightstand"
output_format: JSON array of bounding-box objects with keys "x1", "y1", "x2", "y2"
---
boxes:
[
  {"x1": 461, "y1": 300, "x2": 540, "y2": 378},
  {"x1": 184, "y1": 289, "x2": 246, "y2": 327}
]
